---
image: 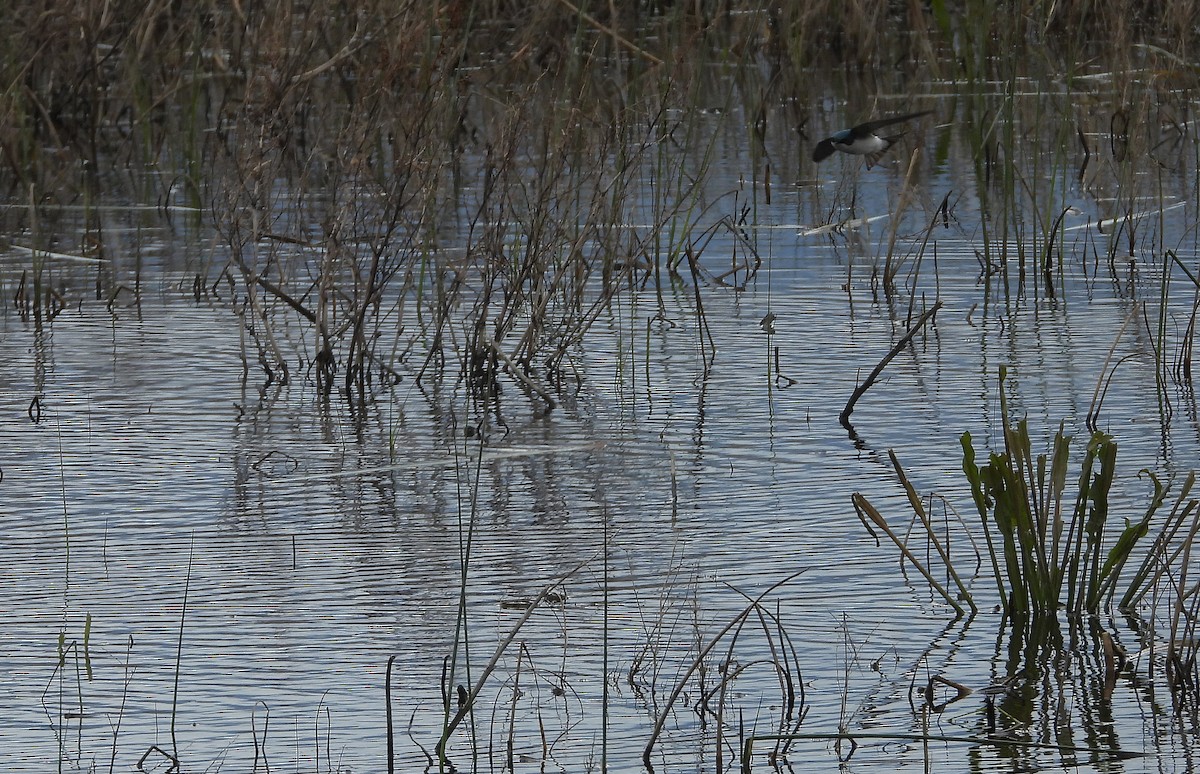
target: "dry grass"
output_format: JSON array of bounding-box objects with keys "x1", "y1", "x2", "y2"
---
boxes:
[{"x1": 5, "y1": 1, "x2": 1199, "y2": 363}]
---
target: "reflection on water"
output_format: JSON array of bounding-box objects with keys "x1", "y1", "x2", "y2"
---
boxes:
[{"x1": 4, "y1": 63, "x2": 1200, "y2": 774}]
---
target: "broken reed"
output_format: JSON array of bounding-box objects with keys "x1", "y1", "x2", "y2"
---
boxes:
[{"x1": 642, "y1": 570, "x2": 809, "y2": 772}]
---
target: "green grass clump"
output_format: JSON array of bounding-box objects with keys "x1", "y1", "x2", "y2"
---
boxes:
[
  {"x1": 961, "y1": 369, "x2": 1162, "y2": 619},
  {"x1": 853, "y1": 366, "x2": 1177, "y2": 623},
  {"x1": 857, "y1": 366, "x2": 1183, "y2": 622}
]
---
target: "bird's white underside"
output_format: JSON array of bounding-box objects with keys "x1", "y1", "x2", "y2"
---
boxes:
[{"x1": 833, "y1": 135, "x2": 890, "y2": 155}]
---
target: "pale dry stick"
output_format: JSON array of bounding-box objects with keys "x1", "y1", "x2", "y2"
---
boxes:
[
  {"x1": 852, "y1": 494, "x2": 968, "y2": 617},
  {"x1": 840, "y1": 301, "x2": 943, "y2": 429},
  {"x1": 642, "y1": 569, "x2": 808, "y2": 771},
  {"x1": 8, "y1": 243, "x2": 108, "y2": 263},
  {"x1": 883, "y1": 147, "x2": 922, "y2": 289},
  {"x1": 887, "y1": 450, "x2": 978, "y2": 613}
]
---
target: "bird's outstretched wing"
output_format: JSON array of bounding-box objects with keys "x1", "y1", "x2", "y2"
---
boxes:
[{"x1": 850, "y1": 110, "x2": 935, "y2": 135}]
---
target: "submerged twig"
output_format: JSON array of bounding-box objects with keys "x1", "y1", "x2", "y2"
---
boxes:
[
  {"x1": 840, "y1": 301, "x2": 942, "y2": 430},
  {"x1": 742, "y1": 730, "x2": 1144, "y2": 770}
]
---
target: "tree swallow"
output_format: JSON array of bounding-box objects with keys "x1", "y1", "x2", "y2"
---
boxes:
[{"x1": 812, "y1": 111, "x2": 933, "y2": 167}]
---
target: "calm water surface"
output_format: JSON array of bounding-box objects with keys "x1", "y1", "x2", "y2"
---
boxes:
[{"x1": 3, "y1": 73, "x2": 1200, "y2": 773}]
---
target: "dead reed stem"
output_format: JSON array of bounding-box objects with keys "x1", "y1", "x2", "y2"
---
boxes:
[
  {"x1": 851, "y1": 493, "x2": 969, "y2": 616},
  {"x1": 643, "y1": 569, "x2": 807, "y2": 771},
  {"x1": 437, "y1": 555, "x2": 593, "y2": 762}
]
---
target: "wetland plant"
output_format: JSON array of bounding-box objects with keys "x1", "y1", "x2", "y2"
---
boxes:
[
  {"x1": 642, "y1": 569, "x2": 809, "y2": 773},
  {"x1": 855, "y1": 368, "x2": 1200, "y2": 721},
  {"x1": 8, "y1": 0, "x2": 1199, "y2": 402},
  {"x1": 960, "y1": 368, "x2": 1197, "y2": 628},
  {"x1": 850, "y1": 394, "x2": 1200, "y2": 768},
  {"x1": 960, "y1": 414, "x2": 1140, "y2": 619},
  {"x1": 857, "y1": 367, "x2": 1194, "y2": 623},
  {"x1": 10, "y1": 2, "x2": 1200, "y2": 771}
]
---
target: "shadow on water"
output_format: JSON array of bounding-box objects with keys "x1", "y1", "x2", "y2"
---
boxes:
[{"x1": 3, "y1": 2, "x2": 1200, "y2": 772}]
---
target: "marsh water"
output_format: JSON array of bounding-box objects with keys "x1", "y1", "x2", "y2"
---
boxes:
[{"x1": 4, "y1": 49, "x2": 1200, "y2": 774}]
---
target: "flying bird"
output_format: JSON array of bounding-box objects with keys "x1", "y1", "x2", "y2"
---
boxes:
[{"x1": 812, "y1": 111, "x2": 933, "y2": 168}]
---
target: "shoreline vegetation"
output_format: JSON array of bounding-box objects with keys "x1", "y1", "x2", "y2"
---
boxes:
[{"x1": 4, "y1": 1, "x2": 1200, "y2": 408}]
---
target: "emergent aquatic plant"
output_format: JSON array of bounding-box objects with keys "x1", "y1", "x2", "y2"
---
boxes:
[
  {"x1": 856, "y1": 366, "x2": 1183, "y2": 622},
  {"x1": 960, "y1": 368, "x2": 1163, "y2": 618}
]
